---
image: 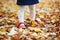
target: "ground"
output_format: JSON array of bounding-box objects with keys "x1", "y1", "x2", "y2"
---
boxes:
[{"x1": 0, "y1": 0, "x2": 60, "y2": 40}]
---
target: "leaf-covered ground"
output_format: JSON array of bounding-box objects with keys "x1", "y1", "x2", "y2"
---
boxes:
[{"x1": 0, "y1": 0, "x2": 60, "y2": 40}]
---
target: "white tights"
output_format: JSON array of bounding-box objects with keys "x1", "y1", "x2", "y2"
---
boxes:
[{"x1": 18, "y1": 5, "x2": 36, "y2": 22}]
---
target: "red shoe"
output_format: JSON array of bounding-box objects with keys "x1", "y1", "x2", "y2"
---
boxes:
[{"x1": 18, "y1": 22, "x2": 26, "y2": 29}]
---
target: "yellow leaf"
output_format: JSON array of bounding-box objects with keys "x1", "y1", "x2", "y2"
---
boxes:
[{"x1": 31, "y1": 21, "x2": 36, "y2": 27}]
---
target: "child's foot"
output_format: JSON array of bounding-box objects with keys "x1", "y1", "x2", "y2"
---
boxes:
[
  {"x1": 18, "y1": 22, "x2": 26, "y2": 29},
  {"x1": 26, "y1": 18, "x2": 38, "y2": 27}
]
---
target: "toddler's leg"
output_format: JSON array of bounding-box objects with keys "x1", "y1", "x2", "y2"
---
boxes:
[
  {"x1": 29, "y1": 5, "x2": 36, "y2": 21},
  {"x1": 18, "y1": 6, "x2": 26, "y2": 29},
  {"x1": 18, "y1": 6, "x2": 25, "y2": 22},
  {"x1": 29, "y1": 5, "x2": 37, "y2": 26}
]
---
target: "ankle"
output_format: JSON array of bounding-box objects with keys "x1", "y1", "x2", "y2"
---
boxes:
[
  {"x1": 19, "y1": 22, "x2": 24, "y2": 25},
  {"x1": 20, "y1": 22, "x2": 24, "y2": 24}
]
